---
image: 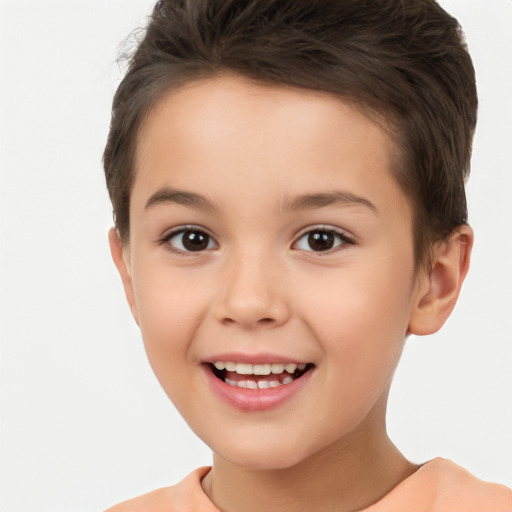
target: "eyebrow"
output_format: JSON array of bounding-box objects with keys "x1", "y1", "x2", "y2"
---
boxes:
[
  {"x1": 282, "y1": 191, "x2": 378, "y2": 214},
  {"x1": 144, "y1": 187, "x2": 377, "y2": 215},
  {"x1": 145, "y1": 187, "x2": 221, "y2": 212}
]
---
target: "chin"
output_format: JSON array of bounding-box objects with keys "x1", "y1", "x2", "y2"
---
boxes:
[{"x1": 211, "y1": 435, "x2": 316, "y2": 471}]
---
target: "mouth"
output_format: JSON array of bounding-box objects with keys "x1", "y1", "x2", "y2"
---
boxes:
[{"x1": 207, "y1": 361, "x2": 314, "y2": 389}]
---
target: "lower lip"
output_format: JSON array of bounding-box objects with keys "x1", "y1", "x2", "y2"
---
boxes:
[{"x1": 203, "y1": 365, "x2": 313, "y2": 412}]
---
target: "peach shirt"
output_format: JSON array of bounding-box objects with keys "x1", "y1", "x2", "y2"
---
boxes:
[{"x1": 107, "y1": 458, "x2": 512, "y2": 512}]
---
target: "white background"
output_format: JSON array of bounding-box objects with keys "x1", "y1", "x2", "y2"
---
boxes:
[{"x1": 1, "y1": 1, "x2": 511, "y2": 510}]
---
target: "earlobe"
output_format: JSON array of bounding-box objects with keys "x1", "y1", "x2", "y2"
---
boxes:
[
  {"x1": 108, "y1": 227, "x2": 139, "y2": 325},
  {"x1": 408, "y1": 225, "x2": 473, "y2": 336}
]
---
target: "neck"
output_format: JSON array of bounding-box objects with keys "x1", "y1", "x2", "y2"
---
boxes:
[{"x1": 201, "y1": 405, "x2": 418, "y2": 512}]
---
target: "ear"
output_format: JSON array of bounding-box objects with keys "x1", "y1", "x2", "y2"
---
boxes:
[
  {"x1": 108, "y1": 227, "x2": 139, "y2": 325},
  {"x1": 409, "y1": 225, "x2": 473, "y2": 336}
]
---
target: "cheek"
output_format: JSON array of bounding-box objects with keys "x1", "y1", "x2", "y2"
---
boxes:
[
  {"x1": 299, "y1": 261, "x2": 415, "y2": 401},
  {"x1": 130, "y1": 266, "x2": 211, "y2": 391},
  {"x1": 133, "y1": 260, "x2": 210, "y2": 331},
  {"x1": 302, "y1": 262, "x2": 413, "y2": 342}
]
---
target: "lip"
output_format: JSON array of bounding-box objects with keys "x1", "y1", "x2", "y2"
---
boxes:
[
  {"x1": 201, "y1": 359, "x2": 314, "y2": 412},
  {"x1": 203, "y1": 352, "x2": 309, "y2": 365}
]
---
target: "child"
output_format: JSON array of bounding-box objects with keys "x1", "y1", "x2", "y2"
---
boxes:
[{"x1": 103, "y1": 1, "x2": 512, "y2": 510}]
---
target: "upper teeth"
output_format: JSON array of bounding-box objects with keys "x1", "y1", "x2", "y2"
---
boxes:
[{"x1": 213, "y1": 362, "x2": 306, "y2": 375}]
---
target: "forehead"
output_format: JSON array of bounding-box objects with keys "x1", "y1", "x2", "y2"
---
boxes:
[
  {"x1": 137, "y1": 74, "x2": 393, "y2": 163},
  {"x1": 133, "y1": 74, "x2": 409, "y2": 222}
]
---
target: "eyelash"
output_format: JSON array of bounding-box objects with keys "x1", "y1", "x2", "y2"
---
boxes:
[
  {"x1": 292, "y1": 226, "x2": 353, "y2": 254},
  {"x1": 158, "y1": 226, "x2": 218, "y2": 256},
  {"x1": 158, "y1": 225, "x2": 353, "y2": 255}
]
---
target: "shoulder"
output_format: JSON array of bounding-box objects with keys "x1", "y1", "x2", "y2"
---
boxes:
[
  {"x1": 103, "y1": 467, "x2": 218, "y2": 512},
  {"x1": 365, "y1": 458, "x2": 512, "y2": 512},
  {"x1": 429, "y1": 458, "x2": 512, "y2": 511},
  {"x1": 104, "y1": 487, "x2": 176, "y2": 512}
]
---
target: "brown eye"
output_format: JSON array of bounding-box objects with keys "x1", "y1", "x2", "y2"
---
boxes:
[
  {"x1": 308, "y1": 231, "x2": 335, "y2": 251},
  {"x1": 293, "y1": 228, "x2": 349, "y2": 252},
  {"x1": 166, "y1": 228, "x2": 217, "y2": 252},
  {"x1": 182, "y1": 231, "x2": 209, "y2": 251}
]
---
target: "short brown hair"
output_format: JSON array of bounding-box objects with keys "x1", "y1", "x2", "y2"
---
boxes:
[{"x1": 103, "y1": 0, "x2": 477, "y2": 266}]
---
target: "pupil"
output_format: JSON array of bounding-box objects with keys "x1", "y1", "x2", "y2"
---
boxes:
[
  {"x1": 308, "y1": 231, "x2": 334, "y2": 251},
  {"x1": 183, "y1": 231, "x2": 208, "y2": 251}
]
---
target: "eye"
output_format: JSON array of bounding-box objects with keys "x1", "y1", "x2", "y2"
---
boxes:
[
  {"x1": 293, "y1": 228, "x2": 350, "y2": 252},
  {"x1": 162, "y1": 227, "x2": 218, "y2": 253}
]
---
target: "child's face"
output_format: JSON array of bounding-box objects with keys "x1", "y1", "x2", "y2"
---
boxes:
[{"x1": 115, "y1": 75, "x2": 429, "y2": 470}]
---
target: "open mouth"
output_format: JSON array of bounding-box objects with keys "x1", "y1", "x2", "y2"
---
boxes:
[{"x1": 208, "y1": 361, "x2": 314, "y2": 389}]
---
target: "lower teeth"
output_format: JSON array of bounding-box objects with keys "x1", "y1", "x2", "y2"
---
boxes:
[{"x1": 225, "y1": 376, "x2": 294, "y2": 389}]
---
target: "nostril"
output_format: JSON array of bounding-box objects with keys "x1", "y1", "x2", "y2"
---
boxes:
[{"x1": 221, "y1": 316, "x2": 275, "y2": 326}]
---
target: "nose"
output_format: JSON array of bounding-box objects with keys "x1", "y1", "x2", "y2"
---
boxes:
[{"x1": 213, "y1": 251, "x2": 291, "y2": 329}]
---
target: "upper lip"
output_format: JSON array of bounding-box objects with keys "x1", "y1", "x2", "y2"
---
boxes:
[{"x1": 202, "y1": 352, "x2": 310, "y2": 365}]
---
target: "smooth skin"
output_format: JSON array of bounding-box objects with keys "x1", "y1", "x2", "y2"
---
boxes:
[{"x1": 108, "y1": 74, "x2": 472, "y2": 512}]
